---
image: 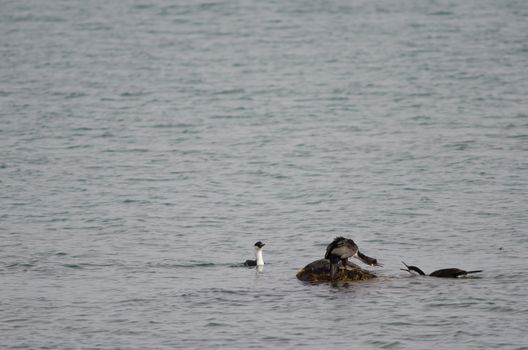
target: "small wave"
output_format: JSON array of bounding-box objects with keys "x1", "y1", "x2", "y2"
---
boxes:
[
  {"x1": 507, "y1": 134, "x2": 528, "y2": 139},
  {"x1": 209, "y1": 114, "x2": 247, "y2": 120},
  {"x1": 147, "y1": 261, "x2": 216, "y2": 268},
  {"x1": 120, "y1": 91, "x2": 148, "y2": 97},
  {"x1": 367, "y1": 340, "x2": 403, "y2": 349},
  {"x1": 117, "y1": 298, "x2": 154, "y2": 304},
  {"x1": 7, "y1": 14, "x2": 65, "y2": 23},
  {"x1": 213, "y1": 88, "x2": 245, "y2": 95},
  {"x1": 63, "y1": 263, "x2": 82, "y2": 269},
  {"x1": 132, "y1": 4, "x2": 155, "y2": 10},
  {"x1": 60, "y1": 262, "x2": 117, "y2": 270},
  {"x1": 151, "y1": 123, "x2": 196, "y2": 129},
  {"x1": 122, "y1": 199, "x2": 151, "y2": 204},
  {"x1": 6, "y1": 262, "x2": 35, "y2": 268},
  {"x1": 429, "y1": 11, "x2": 453, "y2": 16}
]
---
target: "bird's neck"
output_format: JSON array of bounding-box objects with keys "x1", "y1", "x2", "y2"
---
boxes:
[
  {"x1": 410, "y1": 266, "x2": 426, "y2": 276},
  {"x1": 255, "y1": 248, "x2": 264, "y2": 266}
]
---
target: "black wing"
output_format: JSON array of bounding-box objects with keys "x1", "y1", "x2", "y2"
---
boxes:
[
  {"x1": 430, "y1": 268, "x2": 482, "y2": 278},
  {"x1": 244, "y1": 260, "x2": 256, "y2": 267},
  {"x1": 324, "y1": 236, "x2": 345, "y2": 259}
]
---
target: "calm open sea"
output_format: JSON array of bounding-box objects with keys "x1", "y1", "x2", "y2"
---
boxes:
[{"x1": 1, "y1": 0, "x2": 527, "y2": 349}]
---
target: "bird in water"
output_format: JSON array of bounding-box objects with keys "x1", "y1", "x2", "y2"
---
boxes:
[
  {"x1": 244, "y1": 241, "x2": 265, "y2": 267},
  {"x1": 401, "y1": 261, "x2": 482, "y2": 278},
  {"x1": 325, "y1": 237, "x2": 382, "y2": 280}
]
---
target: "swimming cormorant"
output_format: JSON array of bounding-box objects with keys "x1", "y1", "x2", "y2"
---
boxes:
[
  {"x1": 244, "y1": 241, "x2": 265, "y2": 267},
  {"x1": 401, "y1": 261, "x2": 482, "y2": 278}
]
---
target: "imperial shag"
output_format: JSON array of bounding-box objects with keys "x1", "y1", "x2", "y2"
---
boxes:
[
  {"x1": 324, "y1": 236, "x2": 382, "y2": 280},
  {"x1": 401, "y1": 261, "x2": 482, "y2": 278},
  {"x1": 244, "y1": 241, "x2": 265, "y2": 267}
]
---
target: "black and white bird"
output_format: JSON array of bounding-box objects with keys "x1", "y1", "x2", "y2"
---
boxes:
[
  {"x1": 325, "y1": 237, "x2": 381, "y2": 280},
  {"x1": 244, "y1": 241, "x2": 265, "y2": 267},
  {"x1": 401, "y1": 261, "x2": 482, "y2": 278}
]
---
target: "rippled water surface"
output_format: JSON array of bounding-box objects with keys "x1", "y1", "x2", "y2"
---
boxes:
[{"x1": 1, "y1": 0, "x2": 528, "y2": 349}]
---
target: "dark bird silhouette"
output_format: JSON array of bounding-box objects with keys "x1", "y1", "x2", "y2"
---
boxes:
[
  {"x1": 244, "y1": 241, "x2": 265, "y2": 267},
  {"x1": 401, "y1": 261, "x2": 482, "y2": 278},
  {"x1": 325, "y1": 237, "x2": 382, "y2": 280}
]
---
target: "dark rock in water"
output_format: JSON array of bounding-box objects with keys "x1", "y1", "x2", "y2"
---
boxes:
[{"x1": 296, "y1": 259, "x2": 376, "y2": 283}]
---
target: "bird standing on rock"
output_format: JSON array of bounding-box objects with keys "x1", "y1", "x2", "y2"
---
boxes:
[{"x1": 325, "y1": 237, "x2": 382, "y2": 280}]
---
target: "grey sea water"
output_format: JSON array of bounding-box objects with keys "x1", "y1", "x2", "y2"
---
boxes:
[{"x1": 1, "y1": 0, "x2": 527, "y2": 349}]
